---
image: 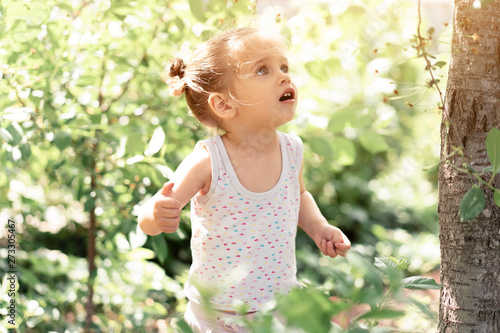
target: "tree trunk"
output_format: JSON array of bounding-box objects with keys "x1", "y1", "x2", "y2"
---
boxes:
[{"x1": 438, "y1": 1, "x2": 500, "y2": 332}]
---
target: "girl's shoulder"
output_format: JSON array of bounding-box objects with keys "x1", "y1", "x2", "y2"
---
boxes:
[
  {"x1": 279, "y1": 131, "x2": 303, "y2": 155},
  {"x1": 279, "y1": 131, "x2": 303, "y2": 145}
]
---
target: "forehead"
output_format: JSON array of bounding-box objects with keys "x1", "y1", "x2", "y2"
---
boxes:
[{"x1": 231, "y1": 32, "x2": 288, "y2": 65}]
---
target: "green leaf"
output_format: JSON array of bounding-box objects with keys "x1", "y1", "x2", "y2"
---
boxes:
[
  {"x1": 6, "y1": 122, "x2": 23, "y2": 145},
  {"x1": 19, "y1": 143, "x2": 31, "y2": 159},
  {"x1": 331, "y1": 137, "x2": 356, "y2": 166},
  {"x1": 494, "y1": 190, "x2": 500, "y2": 208},
  {"x1": 434, "y1": 61, "x2": 447, "y2": 68},
  {"x1": 459, "y1": 187, "x2": 485, "y2": 221},
  {"x1": 173, "y1": 319, "x2": 195, "y2": 333},
  {"x1": 356, "y1": 308, "x2": 405, "y2": 321},
  {"x1": 0, "y1": 128, "x2": 14, "y2": 142},
  {"x1": 359, "y1": 131, "x2": 389, "y2": 154},
  {"x1": 164, "y1": 227, "x2": 187, "y2": 241},
  {"x1": 374, "y1": 257, "x2": 401, "y2": 287},
  {"x1": 486, "y1": 127, "x2": 500, "y2": 174},
  {"x1": 18, "y1": 266, "x2": 40, "y2": 288},
  {"x1": 125, "y1": 132, "x2": 144, "y2": 156},
  {"x1": 188, "y1": 0, "x2": 205, "y2": 21},
  {"x1": 308, "y1": 136, "x2": 333, "y2": 156},
  {"x1": 387, "y1": 256, "x2": 410, "y2": 271},
  {"x1": 402, "y1": 276, "x2": 441, "y2": 290},
  {"x1": 54, "y1": 131, "x2": 72, "y2": 151},
  {"x1": 277, "y1": 288, "x2": 335, "y2": 333},
  {"x1": 84, "y1": 197, "x2": 95, "y2": 212},
  {"x1": 152, "y1": 234, "x2": 168, "y2": 264}
]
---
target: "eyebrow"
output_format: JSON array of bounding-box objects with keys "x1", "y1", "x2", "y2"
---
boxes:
[{"x1": 249, "y1": 55, "x2": 289, "y2": 69}]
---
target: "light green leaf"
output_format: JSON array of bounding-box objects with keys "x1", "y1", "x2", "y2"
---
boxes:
[
  {"x1": 486, "y1": 127, "x2": 500, "y2": 175},
  {"x1": 308, "y1": 136, "x2": 333, "y2": 157},
  {"x1": 188, "y1": 0, "x2": 205, "y2": 21},
  {"x1": 331, "y1": 137, "x2": 356, "y2": 166},
  {"x1": 434, "y1": 61, "x2": 447, "y2": 68},
  {"x1": 459, "y1": 187, "x2": 485, "y2": 221},
  {"x1": 152, "y1": 235, "x2": 168, "y2": 264},
  {"x1": 388, "y1": 256, "x2": 410, "y2": 271},
  {"x1": 144, "y1": 126, "x2": 165, "y2": 157},
  {"x1": 125, "y1": 132, "x2": 144, "y2": 156},
  {"x1": 402, "y1": 276, "x2": 441, "y2": 290},
  {"x1": 494, "y1": 190, "x2": 500, "y2": 208},
  {"x1": 359, "y1": 131, "x2": 389, "y2": 154}
]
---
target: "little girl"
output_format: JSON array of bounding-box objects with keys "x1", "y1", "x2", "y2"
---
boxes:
[{"x1": 138, "y1": 27, "x2": 351, "y2": 332}]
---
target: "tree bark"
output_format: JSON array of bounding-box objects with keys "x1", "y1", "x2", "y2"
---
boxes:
[{"x1": 438, "y1": 1, "x2": 500, "y2": 332}]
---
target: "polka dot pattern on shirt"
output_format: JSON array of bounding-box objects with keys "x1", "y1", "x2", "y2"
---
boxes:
[{"x1": 185, "y1": 132, "x2": 303, "y2": 312}]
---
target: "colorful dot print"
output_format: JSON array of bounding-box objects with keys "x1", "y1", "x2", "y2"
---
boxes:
[{"x1": 184, "y1": 132, "x2": 303, "y2": 312}]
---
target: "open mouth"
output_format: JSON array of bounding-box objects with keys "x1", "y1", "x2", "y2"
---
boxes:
[{"x1": 279, "y1": 91, "x2": 295, "y2": 102}]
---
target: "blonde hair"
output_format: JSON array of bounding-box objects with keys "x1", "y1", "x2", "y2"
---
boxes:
[{"x1": 166, "y1": 27, "x2": 287, "y2": 127}]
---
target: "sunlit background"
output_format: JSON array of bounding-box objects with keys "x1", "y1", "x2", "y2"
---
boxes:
[{"x1": 0, "y1": 0, "x2": 453, "y2": 331}]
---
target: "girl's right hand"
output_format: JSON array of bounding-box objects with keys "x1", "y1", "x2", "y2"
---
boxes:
[{"x1": 152, "y1": 182, "x2": 182, "y2": 233}]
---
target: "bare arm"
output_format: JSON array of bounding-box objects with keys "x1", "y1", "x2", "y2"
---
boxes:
[
  {"x1": 297, "y1": 161, "x2": 351, "y2": 258},
  {"x1": 138, "y1": 144, "x2": 211, "y2": 235}
]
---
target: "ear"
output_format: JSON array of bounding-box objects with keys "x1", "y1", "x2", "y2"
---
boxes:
[{"x1": 208, "y1": 93, "x2": 236, "y2": 119}]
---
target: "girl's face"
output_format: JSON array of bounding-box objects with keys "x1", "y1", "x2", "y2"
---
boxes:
[{"x1": 228, "y1": 32, "x2": 298, "y2": 129}]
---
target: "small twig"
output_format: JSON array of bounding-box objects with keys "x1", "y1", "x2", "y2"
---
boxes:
[
  {"x1": 417, "y1": 0, "x2": 463, "y2": 151},
  {"x1": 1, "y1": 66, "x2": 26, "y2": 108}
]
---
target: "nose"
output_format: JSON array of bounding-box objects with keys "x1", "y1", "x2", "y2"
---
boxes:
[{"x1": 279, "y1": 71, "x2": 291, "y2": 85}]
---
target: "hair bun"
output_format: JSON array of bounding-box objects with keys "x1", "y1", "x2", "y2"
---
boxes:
[{"x1": 169, "y1": 58, "x2": 186, "y2": 79}]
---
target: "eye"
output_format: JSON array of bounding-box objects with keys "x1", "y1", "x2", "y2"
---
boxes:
[
  {"x1": 280, "y1": 64, "x2": 289, "y2": 73},
  {"x1": 256, "y1": 66, "x2": 269, "y2": 75}
]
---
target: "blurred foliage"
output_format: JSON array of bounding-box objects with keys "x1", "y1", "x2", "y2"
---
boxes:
[{"x1": 0, "y1": 0, "x2": 447, "y2": 331}]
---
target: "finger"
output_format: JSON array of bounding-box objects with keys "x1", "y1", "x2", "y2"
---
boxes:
[
  {"x1": 326, "y1": 241, "x2": 338, "y2": 258},
  {"x1": 161, "y1": 182, "x2": 175, "y2": 196},
  {"x1": 159, "y1": 224, "x2": 179, "y2": 233},
  {"x1": 335, "y1": 242, "x2": 351, "y2": 251},
  {"x1": 155, "y1": 196, "x2": 181, "y2": 210},
  {"x1": 319, "y1": 239, "x2": 328, "y2": 256},
  {"x1": 154, "y1": 207, "x2": 181, "y2": 220},
  {"x1": 156, "y1": 216, "x2": 181, "y2": 229}
]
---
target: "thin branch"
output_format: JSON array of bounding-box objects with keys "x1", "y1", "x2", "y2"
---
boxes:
[
  {"x1": 100, "y1": 8, "x2": 167, "y2": 113},
  {"x1": 417, "y1": 0, "x2": 463, "y2": 151},
  {"x1": 1, "y1": 66, "x2": 27, "y2": 108}
]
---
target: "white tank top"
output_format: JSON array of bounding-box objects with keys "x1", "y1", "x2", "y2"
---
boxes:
[{"x1": 184, "y1": 132, "x2": 303, "y2": 311}]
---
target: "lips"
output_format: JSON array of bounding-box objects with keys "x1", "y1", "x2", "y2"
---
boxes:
[{"x1": 279, "y1": 88, "x2": 296, "y2": 102}]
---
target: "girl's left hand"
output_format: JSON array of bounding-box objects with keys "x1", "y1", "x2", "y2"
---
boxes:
[{"x1": 315, "y1": 225, "x2": 351, "y2": 258}]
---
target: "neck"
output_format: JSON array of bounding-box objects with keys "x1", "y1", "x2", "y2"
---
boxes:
[{"x1": 222, "y1": 127, "x2": 280, "y2": 156}]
